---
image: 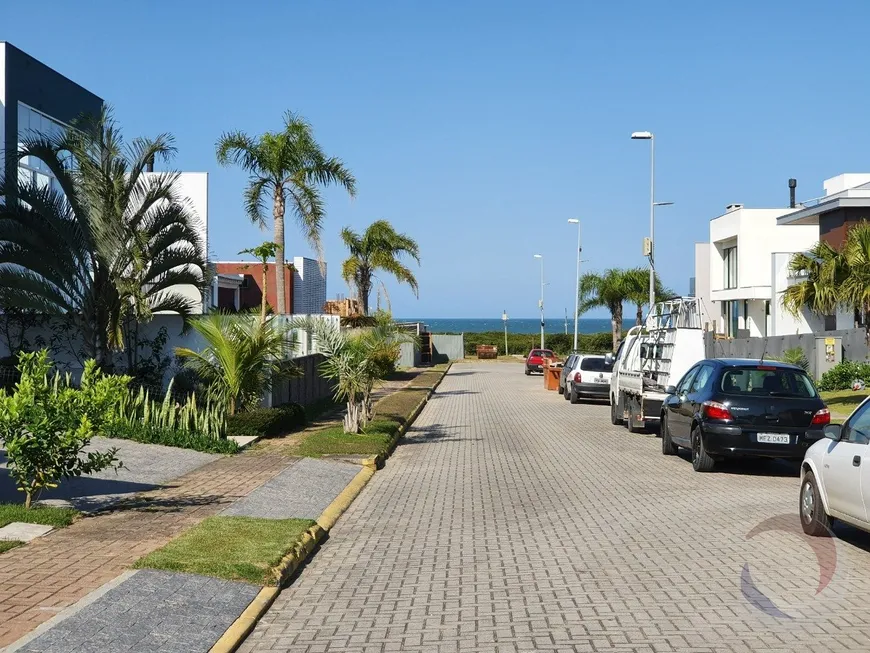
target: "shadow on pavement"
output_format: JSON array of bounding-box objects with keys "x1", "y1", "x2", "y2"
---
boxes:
[
  {"x1": 402, "y1": 423, "x2": 482, "y2": 445},
  {"x1": 431, "y1": 390, "x2": 479, "y2": 398},
  {"x1": 674, "y1": 450, "x2": 801, "y2": 478}
]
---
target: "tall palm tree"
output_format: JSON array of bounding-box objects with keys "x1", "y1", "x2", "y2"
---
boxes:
[
  {"x1": 216, "y1": 112, "x2": 356, "y2": 314},
  {"x1": 0, "y1": 109, "x2": 207, "y2": 367},
  {"x1": 578, "y1": 269, "x2": 639, "y2": 352},
  {"x1": 340, "y1": 220, "x2": 420, "y2": 315},
  {"x1": 623, "y1": 267, "x2": 670, "y2": 325}
]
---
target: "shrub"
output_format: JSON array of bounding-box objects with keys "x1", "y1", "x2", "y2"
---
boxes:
[
  {"x1": 113, "y1": 381, "x2": 227, "y2": 441},
  {"x1": 818, "y1": 360, "x2": 870, "y2": 391},
  {"x1": 105, "y1": 421, "x2": 239, "y2": 454},
  {"x1": 461, "y1": 331, "x2": 614, "y2": 357},
  {"x1": 226, "y1": 403, "x2": 306, "y2": 438},
  {"x1": 775, "y1": 347, "x2": 810, "y2": 372},
  {"x1": 0, "y1": 351, "x2": 121, "y2": 508}
]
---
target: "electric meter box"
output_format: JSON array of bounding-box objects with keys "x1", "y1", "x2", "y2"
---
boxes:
[{"x1": 815, "y1": 337, "x2": 841, "y2": 379}]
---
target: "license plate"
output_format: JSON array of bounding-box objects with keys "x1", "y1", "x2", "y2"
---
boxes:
[
  {"x1": 593, "y1": 378, "x2": 607, "y2": 383},
  {"x1": 757, "y1": 433, "x2": 790, "y2": 444}
]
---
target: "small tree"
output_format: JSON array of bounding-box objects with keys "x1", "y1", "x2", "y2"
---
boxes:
[
  {"x1": 0, "y1": 352, "x2": 121, "y2": 508},
  {"x1": 175, "y1": 314, "x2": 294, "y2": 415},
  {"x1": 239, "y1": 242, "x2": 278, "y2": 325}
]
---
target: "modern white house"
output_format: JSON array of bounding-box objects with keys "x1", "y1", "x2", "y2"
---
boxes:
[{"x1": 694, "y1": 202, "x2": 819, "y2": 337}]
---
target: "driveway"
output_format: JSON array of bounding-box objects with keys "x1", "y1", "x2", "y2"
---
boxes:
[
  {"x1": 0, "y1": 437, "x2": 220, "y2": 511},
  {"x1": 242, "y1": 362, "x2": 870, "y2": 652}
]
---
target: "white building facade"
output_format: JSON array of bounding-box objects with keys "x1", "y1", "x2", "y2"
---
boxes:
[
  {"x1": 293, "y1": 257, "x2": 327, "y2": 315},
  {"x1": 696, "y1": 203, "x2": 819, "y2": 337}
]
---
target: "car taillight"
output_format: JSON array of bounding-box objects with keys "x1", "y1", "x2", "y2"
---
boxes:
[
  {"x1": 573, "y1": 372, "x2": 582, "y2": 383},
  {"x1": 811, "y1": 408, "x2": 831, "y2": 426},
  {"x1": 702, "y1": 401, "x2": 733, "y2": 421}
]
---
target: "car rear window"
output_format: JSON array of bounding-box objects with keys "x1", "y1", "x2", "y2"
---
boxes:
[
  {"x1": 531, "y1": 350, "x2": 553, "y2": 357},
  {"x1": 580, "y1": 357, "x2": 613, "y2": 372},
  {"x1": 719, "y1": 367, "x2": 816, "y2": 398}
]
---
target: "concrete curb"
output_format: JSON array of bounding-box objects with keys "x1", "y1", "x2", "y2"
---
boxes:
[{"x1": 209, "y1": 364, "x2": 450, "y2": 653}]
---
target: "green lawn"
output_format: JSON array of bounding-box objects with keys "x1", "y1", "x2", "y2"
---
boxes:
[
  {"x1": 821, "y1": 389, "x2": 870, "y2": 421},
  {"x1": 295, "y1": 420, "x2": 399, "y2": 458},
  {"x1": 0, "y1": 503, "x2": 78, "y2": 529},
  {"x1": 135, "y1": 516, "x2": 316, "y2": 585}
]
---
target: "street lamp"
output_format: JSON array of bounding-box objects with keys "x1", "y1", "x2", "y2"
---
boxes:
[
  {"x1": 502, "y1": 310, "x2": 509, "y2": 356},
  {"x1": 631, "y1": 130, "x2": 656, "y2": 309},
  {"x1": 533, "y1": 254, "x2": 544, "y2": 349},
  {"x1": 568, "y1": 219, "x2": 581, "y2": 352}
]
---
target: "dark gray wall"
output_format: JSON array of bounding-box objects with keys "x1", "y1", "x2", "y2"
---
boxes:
[
  {"x1": 3, "y1": 42, "x2": 103, "y2": 200},
  {"x1": 431, "y1": 334, "x2": 464, "y2": 363},
  {"x1": 271, "y1": 353, "x2": 333, "y2": 406}
]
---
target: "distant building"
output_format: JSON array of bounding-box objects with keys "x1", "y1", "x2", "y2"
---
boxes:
[
  {"x1": 213, "y1": 261, "x2": 293, "y2": 314},
  {"x1": 293, "y1": 257, "x2": 327, "y2": 315},
  {"x1": 0, "y1": 41, "x2": 103, "y2": 204}
]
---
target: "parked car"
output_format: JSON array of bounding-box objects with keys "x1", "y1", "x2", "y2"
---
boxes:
[
  {"x1": 800, "y1": 396, "x2": 870, "y2": 536},
  {"x1": 525, "y1": 348, "x2": 555, "y2": 375},
  {"x1": 559, "y1": 354, "x2": 580, "y2": 394},
  {"x1": 660, "y1": 359, "x2": 829, "y2": 472},
  {"x1": 562, "y1": 354, "x2": 613, "y2": 404}
]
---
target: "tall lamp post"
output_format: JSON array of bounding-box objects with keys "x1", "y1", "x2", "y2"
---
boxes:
[
  {"x1": 568, "y1": 219, "x2": 581, "y2": 351},
  {"x1": 630, "y1": 131, "x2": 656, "y2": 308},
  {"x1": 502, "y1": 310, "x2": 509, "y2": 356},
  {"x1": 533, "y1": 254, "x2": 544, "y2": 349}
]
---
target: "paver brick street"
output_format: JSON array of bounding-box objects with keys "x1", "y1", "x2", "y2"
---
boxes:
[{"x1": 242, "y1": 363, "x2": 870, "y2": 652}]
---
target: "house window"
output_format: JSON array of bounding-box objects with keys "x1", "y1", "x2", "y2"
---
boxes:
[
  {"x1": 722, "y1": 300, "x2": 740, "y2": 337},
  {"x1": 723, "y1": 246, "x2": 738, "y2": 289}
]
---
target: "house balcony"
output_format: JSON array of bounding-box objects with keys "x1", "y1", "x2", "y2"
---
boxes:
[{"x1": 710, "y1": 285, "x2": 771, "y2": 302}]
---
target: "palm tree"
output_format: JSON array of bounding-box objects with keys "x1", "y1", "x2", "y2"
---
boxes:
[
  {"x1": 782, "y1": 240, "x2": 843, "y2": 320},
  {"x1": 578, "y1": 269, "x2": 639, "y2": 352},
  {"x1": 0, "y1": 109, "x2": 207, "y2": 367},
  {"x1": 239, "y1": 241, "x2": 278, "y2": 324},
  {"x1": 216, "y1": 112, "x2": 356, "y2": 314},
  {"x1": 623, "y1": 268, "x2": 670, "y2": 325},
  {"x1": 175, "y1": 314, "x2": 293, "y2": 415},
  {"x1": 340, "y1": 220, "x2": 420, "y2": 315}
]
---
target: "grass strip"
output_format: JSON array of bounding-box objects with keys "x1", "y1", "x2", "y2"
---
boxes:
[
  {"x1": 295, "y1": 420, "x2": 400, "y2": 458},
  {"x1": 0, "y1": 540, "x2": 23, "y2": 554},
  {"x1": 820, "y1": 389, "x2": 869, "y2": 421},
  {"x1": 135, "y1": 516, "x2": 315, "y2": 585},
  {"x1": 0, "y1": 503, "x2": 78, "y2": 529}
]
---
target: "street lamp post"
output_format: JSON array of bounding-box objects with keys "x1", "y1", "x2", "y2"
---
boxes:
[
  {"x1": 631, "y1": 131, "x2": 656, "y2": 309},
  {"x1": 533, "y1": 254, "x2": 544, "y2": 349},
  {"x1": 568, "y1": 219, "x2": 581, "y2": 351},
  {"x1": 502, "y1": 310, "x2": 509, "y2": 356}
]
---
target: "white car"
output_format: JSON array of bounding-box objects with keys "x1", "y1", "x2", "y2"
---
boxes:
[
  {"x1": 561, "y1": 354, "x2": 613, "y2": 404},
  {"x1": 801, "y1": 396, "x2": 870, "y2": 536}
]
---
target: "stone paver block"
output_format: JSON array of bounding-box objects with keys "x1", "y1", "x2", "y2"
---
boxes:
[
  {"x1": 241, "y1": 362, "x2": 870, "y2": 652},
  {"x1": 222, "y1": 457, "x2": 362, "y2": 520},
  {"x1": 0, "y1": 522, "x2": 54, "y2": 542},
  {"x1": 12, "y1": 570, "x2": 259, "y2": 653}
]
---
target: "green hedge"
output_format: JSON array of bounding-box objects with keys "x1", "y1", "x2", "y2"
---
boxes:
[
  {"x1": 226, "y1": 403, "x2": 306, "y2": 438},
  {"x1": 818, "y1": 360, "x2": 870, "y2": 391},
  {"x1": 461, "y1": 331, "x2": 613, "y2": 356},
  {"x1": 105, "y1": 421, "x2": 240, "y2": 454}
]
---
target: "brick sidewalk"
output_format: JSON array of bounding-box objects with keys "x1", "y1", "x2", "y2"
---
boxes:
[
  {"x1": 0, "y1": 449, "x2": 295, "y2": 647},
  {"x1": 0, "y1": 368, "x2": 428, "y2": 648}
]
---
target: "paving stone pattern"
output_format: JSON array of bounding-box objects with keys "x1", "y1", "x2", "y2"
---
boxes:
[
  {"x1": 242, "y1": 363, "x2": 870, "y2": 652},
  {"x1": 222, "y1": 457, "x2": 362, "y2": 520},
  {"x1": 0, "y1": 451, "x2": 292, "y2": 648},
  {"x1": 14, "y1": 570, "x2": 259, "y2": 653}
]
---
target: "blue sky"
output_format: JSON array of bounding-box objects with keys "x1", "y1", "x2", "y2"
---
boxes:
[{"x1": 6, "y1": 1, "x2": 870, "y2": 319}]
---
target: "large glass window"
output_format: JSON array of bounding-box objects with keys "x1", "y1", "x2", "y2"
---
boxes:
[
  {"x1": 723, "y1": 246, "x2": 738, "y2": 289},
  {"x1": 17, "y1": 103, "x2": 68, "y2": 195}
]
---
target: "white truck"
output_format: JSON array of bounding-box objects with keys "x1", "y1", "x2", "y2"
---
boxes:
[{"x1": 608, "y1": 297, "x2": 706, "y2": 433}]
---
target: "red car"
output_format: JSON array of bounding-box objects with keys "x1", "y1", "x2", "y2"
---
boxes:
[{"x1": 525, "y1": 348, "x2": 555, "y2": 375}]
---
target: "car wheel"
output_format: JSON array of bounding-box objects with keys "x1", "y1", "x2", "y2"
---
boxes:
[
  {"x1": 569, "y1": 384, "x2": 580, "y2": 404},
  {"x1": 627, "y1": 397, "x2": 644, "y2": 433},
  {"x1": 661, "y1": 413, "x2": 678, "y2": 455},
  {"x1": 610, "y1": 395, "x2": 623, "y2": 425},
  {"x1": 800, "y1": 471, "x2": 833, "y2": 537},
  {"x1": 525, "y1": 367, "x2": 531, "y2": 376},
  {"x1": 563, "y1": 384, "x2": 571, "y2": 400},
  {"x1": 691, "y1": 426, "x2": 715, "y2": 472}
]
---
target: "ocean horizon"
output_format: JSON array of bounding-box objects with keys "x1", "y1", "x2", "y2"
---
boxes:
[{"x1": 398, "y1": 317, "x2": 611, "y2": 335}]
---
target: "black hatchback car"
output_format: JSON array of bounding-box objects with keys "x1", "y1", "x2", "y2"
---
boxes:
[{"x1": 660, "y1": 359, "x2": 829, "y2": 472}]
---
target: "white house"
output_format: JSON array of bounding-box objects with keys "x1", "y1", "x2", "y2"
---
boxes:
[{"x1": 694, "y1": 203, "x2": 819, "y2": 337}]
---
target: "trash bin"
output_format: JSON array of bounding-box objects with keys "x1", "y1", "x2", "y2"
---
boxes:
[{"x1": 545, "y1": 363, "x2": 562, "y2": 391}]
